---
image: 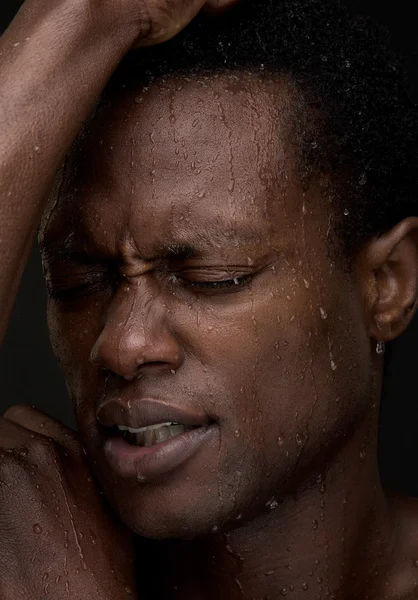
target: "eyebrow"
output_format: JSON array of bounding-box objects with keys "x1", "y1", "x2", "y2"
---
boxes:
[
  {"x1": 168, "y1": 225, "x2": 264, "y2": 252},
  {"x1": 40, "y1": 243, "x2": 94, "y2": 262},
  {"x1": 40, "y1": 225, "x2": 264, "y2": 264}
]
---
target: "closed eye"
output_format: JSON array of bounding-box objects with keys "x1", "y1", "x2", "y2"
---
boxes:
[
  {"x1": 176, "y1": 273, "x2": 252, "y2": 292},
  {"x1": 46, "y1": 270, "x2": 117, "y2": 302}
]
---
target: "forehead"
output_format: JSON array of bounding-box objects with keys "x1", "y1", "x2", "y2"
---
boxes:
[{"x1": 42, "y1": 73, "x2": 309, "y2": 254}]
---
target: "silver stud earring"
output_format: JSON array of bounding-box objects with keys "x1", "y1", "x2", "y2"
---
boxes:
[{"x1": 376, "y1": 341, "x2": 386, "y2": 355}]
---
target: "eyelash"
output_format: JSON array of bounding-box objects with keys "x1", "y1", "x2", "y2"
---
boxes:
[
  {"x1": 48, "y1": 282, "x2": 107, "y2": 301},
  {"x1": 177, "y1": 274, "x2": 252, "y2": 291},
  {"x1": 47, "y1": 272, "x2": 115, "y2": 302}
]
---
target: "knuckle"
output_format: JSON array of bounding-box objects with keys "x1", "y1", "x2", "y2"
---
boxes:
[{"x1": 29, "y1": 435, "x2": 57, "y2": 462}]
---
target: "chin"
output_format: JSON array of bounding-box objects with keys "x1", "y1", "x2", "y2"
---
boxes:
[{"x1": 100, "y1": 475, "x2": 246, "y2": 540}]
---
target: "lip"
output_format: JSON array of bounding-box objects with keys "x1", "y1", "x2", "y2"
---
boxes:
[
  {"x1": 103, "y1": 424, "x2": 217, "y2": 481},
  {"x1": 96, "y1": 396, "x2": 211, "y2": 430},
  {"x1": 96, "y1": 396, "x2": 217, "y2": 481}
]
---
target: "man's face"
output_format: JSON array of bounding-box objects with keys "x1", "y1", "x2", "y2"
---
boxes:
[{"x1": 42, "y1": 74, "x2": 373, "y2": 538}]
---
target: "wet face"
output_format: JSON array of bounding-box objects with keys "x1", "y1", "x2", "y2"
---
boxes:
[{"x1": 41, "y1": 73, "x2": 375, "y2": 539}]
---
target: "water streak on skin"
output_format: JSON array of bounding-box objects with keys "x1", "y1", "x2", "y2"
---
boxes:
[{"x1": 54, "y1": 463, "x2": 87, "y2": 573}]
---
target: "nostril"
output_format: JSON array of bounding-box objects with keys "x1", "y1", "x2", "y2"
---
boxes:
[
  {"x1": 89, "y1": 343, "x2": 101, "y2": 366},
  {"x1": 136, "y1": 361, "x2": 178, "y2": 375}
]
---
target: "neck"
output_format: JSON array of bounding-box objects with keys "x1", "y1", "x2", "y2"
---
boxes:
[{"x1": 144, "y1": 411, "x2": 396, "y2": 600}]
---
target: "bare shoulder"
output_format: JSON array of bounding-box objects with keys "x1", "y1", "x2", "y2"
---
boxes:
[{"x1": 380, "y1": 494, "x2": 418, "y2": 599}]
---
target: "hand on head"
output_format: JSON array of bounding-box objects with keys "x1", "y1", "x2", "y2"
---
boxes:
[{"x1": 134, "y1": 0, "x2": 240, "y2": 47}]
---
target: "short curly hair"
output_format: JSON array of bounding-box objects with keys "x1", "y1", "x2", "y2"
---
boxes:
[{"x1": 105, "y1": 0, "x2": 418, "y2": 264}]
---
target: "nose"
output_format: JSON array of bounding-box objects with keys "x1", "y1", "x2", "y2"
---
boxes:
[{"x1": 89, "y1": 277, "x2": 183, "y2": 380}]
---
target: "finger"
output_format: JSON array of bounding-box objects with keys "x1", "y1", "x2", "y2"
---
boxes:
[
  {"x1": 135, "y1": 0, "x2": 207, "y2": 47},
  {"x1": 0, "y1": 414, "x2": 35, "y2": 450},
  {"x1": 3, "y1": 404, "x2": 79, "y2": 450},
  {"x1": 203, "y1": 0, "x2": 241, "y2": 13}
]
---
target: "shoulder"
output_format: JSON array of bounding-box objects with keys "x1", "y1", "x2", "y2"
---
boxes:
[{"x1": 382, "y1": 494, "x2": 418, "y2": 599}]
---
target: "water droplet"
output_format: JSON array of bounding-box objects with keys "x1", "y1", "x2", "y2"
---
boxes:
[
  {"x1": 33, "y1": 523, "x2": 42, "y2": 534},
  {"x1": 234, "y1": 429, "x2": 241, "y2": 438},
  {"x1": 302, "y1": 582, "x2": 309, "y2": 590},
  {"x1": 320, "y1": 307, "x2": 328, "y2": 320},
  {"x1": 277, "y1": 435, "x2": 285, "y2": 447},
  {"x1": 359, "y1": 173, "x2": 367, "y2": 186},
  {"x1": 266, "y1": 497, "x2": 279, "y2": 510},
  {"x1": 281, "y1": 588, "x2": 289, "y2": 596},
  {"x1": 296, "y1": 433, "x2": 305, "y2": 446},
  {"x1": 343, "y1": 208, "x2": 349, "y2": 216},
  {"x1": 359, "y1": 451, "x2": 366, "y2": 462}
]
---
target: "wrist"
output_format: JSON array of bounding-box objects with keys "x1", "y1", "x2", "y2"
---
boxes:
[
  {"x1": 5, "y1": 0, "x2": 148, "y2": 60},
  {"x1": 79, "y1": 0, "x2": 152, "y2": 52}
]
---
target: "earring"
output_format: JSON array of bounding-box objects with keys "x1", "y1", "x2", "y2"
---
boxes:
[{"x1": 376, "y1": 341, "x2": 386, "y2": 355}]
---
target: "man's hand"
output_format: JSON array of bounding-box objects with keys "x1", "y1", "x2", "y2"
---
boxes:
[
  {"x1": 134, "y1": 0, "x2": 240, "y2": 46},
  {"x1": 0, "y1": 406, "x2": 137, "y2": 599}
]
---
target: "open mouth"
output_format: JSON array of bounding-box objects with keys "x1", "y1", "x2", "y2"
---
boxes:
[{"x1": 116, "y1": 422, "x2": 201, "y2": 447}]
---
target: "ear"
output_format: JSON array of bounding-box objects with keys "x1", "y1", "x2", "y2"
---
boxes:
[{"x1": 356, "y1": 217, "x2": 418, "y2": 343}]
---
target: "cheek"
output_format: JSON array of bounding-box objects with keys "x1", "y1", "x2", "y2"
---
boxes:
[
  {"x1": 181, "y1": 271, "x2": 371, "y2": 475},
  {"x1": 249, "y1": 279, "x2": 371, "y2": 472},
  {"x1": 47, "y1": 302, "x2": 101, "y2": 402}
]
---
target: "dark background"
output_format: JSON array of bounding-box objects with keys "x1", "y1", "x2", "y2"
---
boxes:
[{"x1": 1, "y1": 0, "x2": 418, "y2": 492}]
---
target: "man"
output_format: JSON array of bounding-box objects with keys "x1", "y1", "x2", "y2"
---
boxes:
[{"x1": 1, "y1": 0, "x2": 418, "y2": 597}]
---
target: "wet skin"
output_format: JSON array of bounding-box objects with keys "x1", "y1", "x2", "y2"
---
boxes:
[{"x1": 40, "y1": 74, "x2": 418, "y2": 598}]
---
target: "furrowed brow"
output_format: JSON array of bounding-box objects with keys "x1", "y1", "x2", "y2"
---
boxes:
[
  {"x1": 40, "y1": 242, "x2": 100, "y2": 265},
  {"x1": 163, "y1": 227, "x2": 263, "y2": 254}
]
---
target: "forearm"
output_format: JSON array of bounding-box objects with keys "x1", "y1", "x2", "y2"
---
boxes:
[{"x1": 0, "y1": 0, "x2": 140, "y2": 343}]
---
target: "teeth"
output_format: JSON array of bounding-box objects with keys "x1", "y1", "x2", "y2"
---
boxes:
[
  {"x1": 117, "y1": 422, "x2": 177, "y2": 434},
  {"x1": 118, "y1": 423, "x2": 190, "y2": 448},
  {"x1": 169, "y1": 424, "x2": 185, "y2": 437}
]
